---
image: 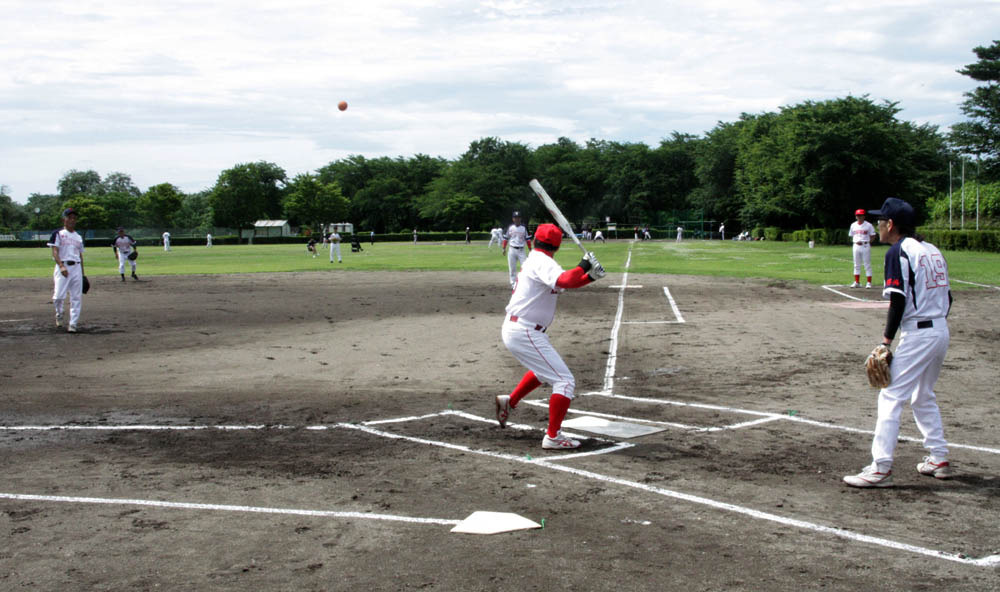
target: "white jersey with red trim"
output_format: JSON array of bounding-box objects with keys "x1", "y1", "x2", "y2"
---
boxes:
[
  {"x1": 882, "y1": 237, "x2": 950, "y2": 324},
  {"x1": 505, "y1": 250, "x2": 565, "y2": 328},
  {"x1": 849, "y1": 221, "x2": 876, "y2": 244},
  {"x1": 48, "y1": 229, "x2": 84, "y2": 262},
  {"x1": 506, "y1": 224, "x2": 528, "y2": 248}
]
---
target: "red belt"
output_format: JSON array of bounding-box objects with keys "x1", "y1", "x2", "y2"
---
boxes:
[{"x1": 509, "y1": 315, "x2": 546, "y2": 332}]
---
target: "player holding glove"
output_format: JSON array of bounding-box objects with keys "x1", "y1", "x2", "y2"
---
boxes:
[
  {"x1": 844, "y1": 198, "x2": 954, "y2": 488},
  {"x1": 495, "y1": 223, "x2": 604, "y2": 450}
]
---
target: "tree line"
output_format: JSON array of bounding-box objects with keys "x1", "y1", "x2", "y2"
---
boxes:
[{"x1": 3, "y1": 41, "x2": 998, "y2": 237}]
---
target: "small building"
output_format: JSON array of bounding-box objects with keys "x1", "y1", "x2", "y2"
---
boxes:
[
  {"x1": 328, "y1": 222, "x2": 354, "y2": 235},
  {"x1": 253, "y1": 219, "x2": 292, "y2": 238}
]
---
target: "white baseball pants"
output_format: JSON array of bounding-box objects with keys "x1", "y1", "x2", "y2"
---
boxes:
[
  {"x1": 871, "y1": 320, "x2": 949, "y2": 467},
  {"x1": 852, "y1": 243, "x2": 872, "y2": 276},
  {"x1": 329, "y1": 242, "x2": 341, "y2": 262},
  {"x1": 501, "y1": 319, "x2": 575, "y2": 399},
  {"x1": 507, "y1": 247, "x2": 527, "y2": 288},
  {"x1": 53, "y1": 263, "x2": 83, "y2": 326},
  {"x1": 118, "y1": 251, "x2": 136, "y2": 275}
]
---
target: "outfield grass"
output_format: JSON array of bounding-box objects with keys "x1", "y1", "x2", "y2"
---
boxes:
[{"x1": 2, "y1": 239, "x2": 998, "y2": 290}]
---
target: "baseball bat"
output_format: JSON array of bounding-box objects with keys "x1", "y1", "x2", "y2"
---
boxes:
[{"x1": 528, "y1": 179, "x2": 589, "y2": 257}]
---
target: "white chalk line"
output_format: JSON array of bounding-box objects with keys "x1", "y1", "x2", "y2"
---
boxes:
[
  {"x1": 821, "y1": 284, "x2": 880, "y2": 302},
  {"x1": 608, "y1": 285, "x2": 643, "y2": 289},
  {"x1": 953, "y1": 278, "x2": 1000, "y2": 291},
  {"x1": 0, "y1": 493, "x2": 459, "y2": 526},
  {"x1": 602, "y1": 245, "x2": 632, "y2": 393},
  {"x1": 338, "y1": 420, "x2": 1000, "y2": 566},
  {"x1": 0, "y1": 319, "x2": 32, "y2": 323},
  {"x1": 3, "y1": 413, "x2": 998, "y2": 565},
  {"x1": 580, "y1": 392, "x2": 1000, "y2": 455},
  {"x1": 621, "y1": 320, "x2": 685, "y2": 324},
  {"x1": 662, "y1": 286, "x2": 686, "y2": 323}
]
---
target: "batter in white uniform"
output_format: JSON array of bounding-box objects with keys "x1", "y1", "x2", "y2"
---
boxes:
[
  {"x1": 494, "y1": 224, "x2": 605, "y2": 449},
  {"x1": 329, "y1": 231, "x2": 342, "y2": 263},
  {"x1": 503, "y1": 211, "x2": 530, "y2": 288},
  {"x1": 48, "y1": 208, "x2": 85, "y2": 333},
  {"x1": 849, "y1": 208, "x2": 877, "y2": 288},
  {"x1": 844, "y1": 198, "x2": 954, "y2": 488},
  {"x1": 111, "y1": 227, "x2": 138, "y2": 281}
]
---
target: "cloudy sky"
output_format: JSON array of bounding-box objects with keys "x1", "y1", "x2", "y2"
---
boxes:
[{"x1": 1, "y1": 0, "x2": 997, "y2": 203}]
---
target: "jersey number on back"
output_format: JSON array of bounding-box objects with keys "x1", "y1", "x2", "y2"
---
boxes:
[{"x1": 919, "y1": 253, "x2": 948, "y2": 289}]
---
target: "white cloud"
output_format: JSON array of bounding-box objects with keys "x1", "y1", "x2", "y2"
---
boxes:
[{"x1": 1, "y1": 0, "x2": 997, "y2": 202}]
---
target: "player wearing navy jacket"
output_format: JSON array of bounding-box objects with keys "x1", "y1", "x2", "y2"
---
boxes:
[{"x1": 844, "y1": 198, "x2": 955, "y2": 488}]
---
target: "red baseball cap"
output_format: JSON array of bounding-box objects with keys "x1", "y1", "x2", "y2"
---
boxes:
[
  {"x1": 854, "y1": 208, "x2": 866, "y2": 216},
  {"x1": 533, "y1": 223, "x2": 563, "y2": 251}
]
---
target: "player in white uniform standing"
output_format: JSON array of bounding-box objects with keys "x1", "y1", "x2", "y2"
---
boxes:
[
  {"x1": 676, "y1": 226, "x2": 683, "y2": 242},
  {"x1": 844, "y1": 198, "x2": 954, "y2": 487},
  {"x1": 848, "y1": 208, "x2": 877, "y2": 288},
  {"x1": 206, "y1": 233, "x2": 213, "y2": 247},
  {"x1": 162, "y1": 231, "x2": 171, "y2": 251},
  {"x1": 48, "y1": 208, "x2": 85, "y2": 333},
  {"x1": 503, "y1": 211, "x2": 530, "y2": 288},
  {"x1": 112, "y1": 227, "x2": 138, "y2": 281},
  {"x1": 328, "y1": 230, "x2": 342, "y2": 263},
  {"x1": 494, "y1": 224, "x2": 605, "y2": 449}
]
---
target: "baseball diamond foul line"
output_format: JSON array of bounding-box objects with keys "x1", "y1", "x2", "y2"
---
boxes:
[
  {"x1": 0, "y1": 493, "x2": 460, "y2": 526},
  {"x1": 662, "y1": 286, "x2": 685, "y2": 323},
  {"x1": 339, "y1": 421, "x2": 1000, "y2": 566},
  {"x1": 603, "y1": 244, "x2": 633, "y2": 393}
]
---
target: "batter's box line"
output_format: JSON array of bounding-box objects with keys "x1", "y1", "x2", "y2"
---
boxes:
[
  {"x1": 520, "y1": 399, "x2": 781, "y2": 432},
  {"x1": 341, "y1": 421, "x2": 1000, "y2": 567},
  {"x1": 821, "y1": 284, "x2": 884, "y2": 303},
  {"x1": 580, "y1": 391, "x2": 1000, "y2": 455}
]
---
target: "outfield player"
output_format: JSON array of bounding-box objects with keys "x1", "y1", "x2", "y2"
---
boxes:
[
  {"x1": 206, "y1": 233, "x2": 212, "y2": 247},
  {"x1": 162, "y1": 231, "x2": 171, "y2": 251},
  {"x1": 719, "y1": 223, "x2": 725, "y2": 240},
  {"x1": 48, "y1": 208, "x2": 85, "y2": 333},
  {"x1": 111, "y1": 227, "x2": 138, "y2": 281},
  {"x1": 488, "y1": 227, "x2": 503, "y2": 249},
  {"x1": 844, "y1": 197, "x2": 954, "y2": 488},
  {"x1": 593, "y1": 229, "x2": 605, "y2": 243},
  {"x1": 307, "y1": 238, "x2": 318, "y2": 257},
  {"x1": 503, "y1": 211, "x2": 530, "y2": 288},
  {"x1": 849, "y1": 208, "x2": 877, "y2": 288},
  {"x1": 676, "y1": 226, "x2": 683, "y2": 242},
  {"x1": 329, "y1": 230, "x2": 342, "y2": 263},
  {"x1": 494, "y1": 224, "x2": 605, "y2": 449}
]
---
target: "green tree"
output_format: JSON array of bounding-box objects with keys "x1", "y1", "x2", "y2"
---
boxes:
[
  {"x1": 25, "y1": 193, "x2": 63, "y2": 230},
  {"x1": 102, "y1": 192, "x2": 141, "y2": 228},
  {"x1": 173, "y1": 190, "x2": 214, "y2": 231},
  {"x1": 102, "y1": 172, "x2": 142, "y2": 197},
  {"x1": 58, "y1": 170, "x2": 105, "y2": 199},
  {"x1": 691, "y1": 121, "x2": 742, "y2": 227},
  {"x1": 0, "y1": 186, "x2": 29, "y2": 230},
  {"x1": 534, "y1": 137, "x2": 606, "y2": 228},
  {"x1": 949, "y1": 40, "x2": 1000, "y2": 180},
  {"x1": 210, "y1": 161, "x2": 287, "y2": 242},
  {"x1": 62, "y1": 195, "x2": 112, "y2": 229},
  {"x1": 283, "y1": 174, "x2": 349, "y2": 233},
  {"x1": 139, "y1": 183, "x2": 185, "y2": 228}
]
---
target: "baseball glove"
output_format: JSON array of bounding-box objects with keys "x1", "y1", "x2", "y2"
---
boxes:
[
  {"x1": 82, "y1": 275, "x2": 90, "y2": 295},
  {"x1": 865, "y1": 344, "x2": 892, "y2": 388},
  {"x1": 128, "y1": 250, "x2": 138, "y2": 261}
]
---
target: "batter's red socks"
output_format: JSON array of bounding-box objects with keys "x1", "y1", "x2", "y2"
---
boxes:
[
  {"x1": 854, "y1": 274, "x2": 861, "y2": 283},
  {"x1": 547, "y1": 393, "x2": 572, "y2": 438},
  {"x1": 867, "y1": 276, "x2": 872, "y2": 284},
  {"x1": 509, "y1": 371, "x2": 541, "y2": 408}
]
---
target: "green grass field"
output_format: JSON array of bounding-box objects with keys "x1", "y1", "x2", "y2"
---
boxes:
[{"x1": 3, "y1": 239, "x2": 998, "y2": 290}]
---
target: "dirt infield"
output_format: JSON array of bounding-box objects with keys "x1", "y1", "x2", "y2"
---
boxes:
[{"x1": 2, "y1": 267, "x2": 999, "y2": 591}]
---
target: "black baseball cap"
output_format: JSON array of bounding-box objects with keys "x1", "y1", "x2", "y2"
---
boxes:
[
  {"x1": 62, "y1": 208, "x2": 78, "y2": 217},
  {"x1": 512, "y1": 211, "x2": 521, "y2": 218},
  {"x1": 868, "y1": 197, "x2": 915, "y2": 227}
]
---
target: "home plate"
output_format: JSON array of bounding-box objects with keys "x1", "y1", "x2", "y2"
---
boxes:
[
  {"x1": 450, "y1": 511, "x2": 541, "y2": 534},
  {"x1": 561, "y1": 415, "x2": 665, "y2": 438}
]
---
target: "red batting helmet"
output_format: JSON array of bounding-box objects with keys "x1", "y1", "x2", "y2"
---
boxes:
[
  {"x1": 854, "y1": 208, "x2": 866, "y2": 216},
  {"x1": 533, "y1": 223, "x2": 563, "y2": 252}
]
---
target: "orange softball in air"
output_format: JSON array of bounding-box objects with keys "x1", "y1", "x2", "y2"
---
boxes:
[{"x1": 338, "y1": 101, "x2": 348, "y2": 111}]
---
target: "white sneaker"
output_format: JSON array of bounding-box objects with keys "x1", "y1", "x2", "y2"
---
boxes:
[
  {"x1": 67, "y1": 325, "x2": 78, "y2": 333},
  {"x1": 542, "y1": 430, "x2": 580, "y2": 450},
  {"x1": 843, "y1": 463, "x2": 892, "y2": 488},
  {"x1": 865, "y1": 282, "x2": 872, "y2": 289},
  {"x1": 495, "y1": 395, "x2": 511, "y2": 428},
  {"x1": 850, "y1": 282, "x2": 860, "y2": 288},
  {"x1": 917, "y1": 457, "x2": 954, "y2": 479},
  {"x1": 55, "y1": 314, "x2": 63, "y2": 328}
]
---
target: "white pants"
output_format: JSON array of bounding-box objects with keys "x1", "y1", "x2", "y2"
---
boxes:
[
  {"x1": 118, "y1": 251, "x2": 136, "y2": 275},
  {"x1": 164, "y1": 240, "x2": 170, "y2": 251},
  {"x1": 852, "y1": 243, "x2": 872, "y2": 276},
  {"x1": 329, "y1": 242, "x2": 341, "y2": 262},
  {"x1": 871, "y1": 320, "x2": 949, "y2": 467},
  {"x1": 488, "y1": 235, "x2": 501, "y2": 248},
  {"x1": 676, "y1": 231, "x2": 682, "y2": 242},
  {"x1": 506, "y1": 247, "x2": 527, "y2": 287},
  {"x1": 501, "y1": 319, "x2": 575, "y2": 398},
  {"x1": 53, "y1": 263, "x2": 83, "y2": 326}
]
